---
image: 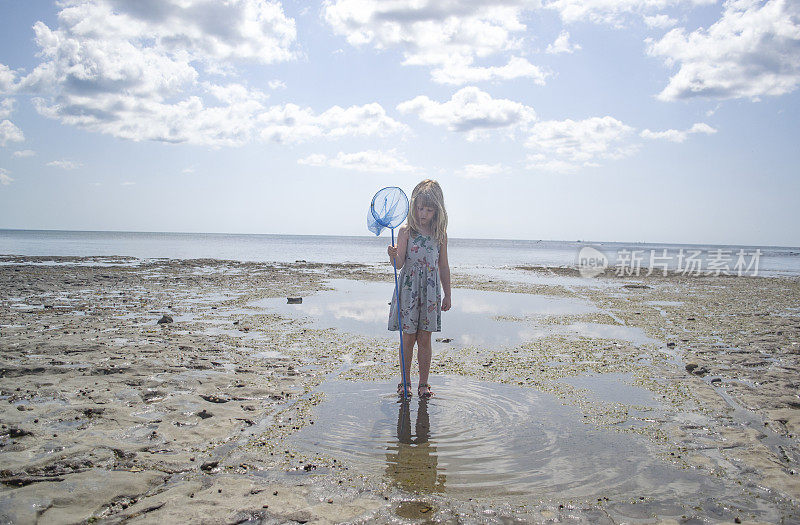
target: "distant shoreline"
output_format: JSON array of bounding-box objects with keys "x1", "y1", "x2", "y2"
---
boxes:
[{"x1": 1, "y1": 227, "x2": 797, "y2": 250}]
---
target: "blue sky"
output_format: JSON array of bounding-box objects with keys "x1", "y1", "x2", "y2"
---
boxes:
[{"x1": 0, "y1": 0, "x2": 798, "y2": 246}]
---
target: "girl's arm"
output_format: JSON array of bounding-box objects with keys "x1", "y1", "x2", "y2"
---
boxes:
[
  {"x1": 388, "y1": 226, "x2": 410, "y2": 269},
  {"x1": 439, "y1": 234, "x2": 451, "y2": 311}
]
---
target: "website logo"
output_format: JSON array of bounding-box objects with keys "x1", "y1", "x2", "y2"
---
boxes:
[{"x1": 577, "y1": 246, "x2": 608, "y2": 278}]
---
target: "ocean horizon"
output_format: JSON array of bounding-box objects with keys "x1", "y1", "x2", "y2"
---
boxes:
[{"x1": 2, "y1": 228, "x2": 799, "y2": 276}]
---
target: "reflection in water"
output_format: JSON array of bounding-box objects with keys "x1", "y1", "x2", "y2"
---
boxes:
[
  {"x1": 253, "y1": 278, "x2": 599, "y2": 347},
  {"x1": 290, "y1": 378, "x2": 732, "y2": 499},
  {"x1": 385, "y1": 399, "x2": 446, "y2": 493},
  {"x1": 285, "y1": 379, "x2": 792, "y2": 521},
  {"x1": 287, "y1": 375, "x2": 786, "y2": 523}
]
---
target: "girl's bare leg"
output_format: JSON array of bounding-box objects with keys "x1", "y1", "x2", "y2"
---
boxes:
[
  {"x1": 400, "y1": 331, "x2": 417, "y2": 388},
  {"x1": 416, "y1": 330, "x2": 432, "y2": 394}
]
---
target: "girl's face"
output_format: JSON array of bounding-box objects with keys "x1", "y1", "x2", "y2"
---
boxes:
[{"x1": 415, "y1": 202, "x2": 436, "y2": 226}]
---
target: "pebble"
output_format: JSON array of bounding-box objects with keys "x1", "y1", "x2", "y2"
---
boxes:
[{"x1": 200, "y1": 461, "x2": 219, "y2": 472}]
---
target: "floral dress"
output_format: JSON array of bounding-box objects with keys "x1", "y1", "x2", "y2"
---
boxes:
[{"x1": 389, "y1": 233, "x2": 442, "y2": 333}]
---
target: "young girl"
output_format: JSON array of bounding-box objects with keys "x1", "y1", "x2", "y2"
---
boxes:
[{"x1": 387, "y1": 180, "x2": 451, "y2": 398}]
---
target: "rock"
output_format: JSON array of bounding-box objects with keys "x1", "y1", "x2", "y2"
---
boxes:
[
  {"x1": 685, "y1": 363, "x2": 699, "y2": 373},
  {"x1": 7, "y1": 427, "x2": 33, "y2": 438},
  {"x1": 694, "y1": 366, "x2": 710, "y2": 376},
  {"x1": 666, "y1": 342, "x2": 676, "y2": 348},
  {"x1": 200, "y1": 394, "x2": 229, "y2": 404},
  {"x1": 287, "y1": 297, "x2": 302, "y2": 304},
  {"x1": 710, "y1": 378, "x2": 722, "y2": 385},
  {"x1": 200, "y1": 461, "x2": 219, "y2": 472},
  {"x1": 82, "y1": 408, "x2": 104, "y2": 418},
  {"x1": 435, "y1": 338, "x2": 453, "y2": 343},
  {"x1": 157, "y1": 315, "x2": 173, "y2": 324},
  {"x1": 196, "y1": 409, "x2": 213, "y2": 419},
  {"x1": 623, "y1": 284, "x2": 650, "y2": 289}
]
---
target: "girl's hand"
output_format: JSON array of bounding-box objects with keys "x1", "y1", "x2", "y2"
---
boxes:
[
  {"x1": 387, "y1": 245, "x2": 398, "y2": 258},
  {"x1": 441, "y1": 295, "x2": 451, "y2": 312}
]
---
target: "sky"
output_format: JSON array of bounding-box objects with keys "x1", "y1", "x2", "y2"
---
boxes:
[{"x1": 0, "y1": 0, "x2": 798, "y2": 247}]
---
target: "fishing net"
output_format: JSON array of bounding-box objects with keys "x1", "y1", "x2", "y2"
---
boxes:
[
  {"x1": 367, "y1": 185, "x2": 411, "y2": 397},
  {"x1": 367, "y1": 186, "x2": 409, "y2": 236}
]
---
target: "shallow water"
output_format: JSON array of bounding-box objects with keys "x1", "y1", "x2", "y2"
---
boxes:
[
  {"x1": 457, "y1": 265, "x2": 625, "y2": 289},
  {"x1": 524, "y1": 321, "x2": 659, "y2": 345},
  {"x1": 289, "y1": 376, "x2": 769, "y2": 513},
  {"x1": 251, "y1": 279, "x2": 600, "y2": 347},
  {"x1": 560, "y1": 372, "x2": 660, "y2": 407}
]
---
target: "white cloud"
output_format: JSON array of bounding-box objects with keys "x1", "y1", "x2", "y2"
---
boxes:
[
  {"x1": 432, "y1": 56, "x2": 548, "y2": 85},
  {"x1": 458, "y1": 163, "x2": 508, "y2": 179},
  {"x1": 643, "y1": 14, "x2": 677, "y2": 28},
  {"x1": 8, "y1": 1, "x2": 405, "y2": 147},
  {"x1": 205, "y1": 82, "x2": 268, "y2": 105},
  {"x1": 13, "y1": 150, "x2": 36, "y2": 158},
  {"x1": 397, "y1": 87, "x2": 536, "y2": 136},
  {"x1": 525, "y1": 116, "x2": 636, "y2": 171},
  {"x1": 323, "y1": 0, "x2": 546, "y2": 85},
  {"x1": 0, "y1": 99, "x2": 14, "y2": 119},
  {"x1": 0, "y1": 65, "x2": 17, "y2": 93},
  {"x1": 268, "y1": 79, "x2": 287, "y2": 89},
  {"x1": 546, "y1": 30, "x2": 581, "y2": 54},
  {"x1": 9, "y1": 0, "x2": 316, "y2": 146},
  {"x1": 258, "y1": 102, "x2": 407, "y2": 144},
  {"x1": 121, "y1": 181, "x2": 135, "y2": 186},
  {"x1": 0, "y1": 168, "x2": 12, "y2": 185},
  {"x1": 545, "y1": 0, "x2": 714, "y2": 26},
  {"x1": 648, "y1": 0, "x2": 800, "y2": 101},
  {"x1": 298, "y1": 149, "x2": 417, "y2": 173},
  {"x1": 47, "y1": 160, "x2": 83, "y2": 170},
  {"x1": 33, "y1": 91, "x2": 269, "y2": 146},
  {"x1": 640, "y1": 122, "x2": 717, "y2": 142},
  {"x1": 0, "y1": 120, "x2": 24, "y2": 147},
  {"x1": 70, "y1": 0, "x2": 297, "y2": 65}
]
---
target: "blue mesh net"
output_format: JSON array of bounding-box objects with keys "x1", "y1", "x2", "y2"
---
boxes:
[{"x1": 367, "y1": 186, "x2": 409, "y2": 236}]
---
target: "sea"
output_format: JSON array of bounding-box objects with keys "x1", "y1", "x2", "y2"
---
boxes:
[{"x1": 1, "y1": 229, "x2": 799, "y2": 277}]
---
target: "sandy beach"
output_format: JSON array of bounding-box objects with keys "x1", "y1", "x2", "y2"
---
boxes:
[{"x1": 1, "y1": 256, "x2": 799, "y2": 524}]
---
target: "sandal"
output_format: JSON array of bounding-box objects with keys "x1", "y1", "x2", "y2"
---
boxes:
[
  {"x1": 417, "y1": 383, "x2": 434, "y2": 399},
  {"x1": 397, "y1": 383, "x2": 411, "y2": 397}
]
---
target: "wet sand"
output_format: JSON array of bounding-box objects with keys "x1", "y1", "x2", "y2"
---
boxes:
[{"x1": 1, "y1": 256, "x2": 799, "y2": 523}]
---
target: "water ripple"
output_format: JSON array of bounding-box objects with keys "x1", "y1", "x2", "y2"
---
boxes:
[{"x1": 289, "y1": 376, "x2": 723, "y2": 498}]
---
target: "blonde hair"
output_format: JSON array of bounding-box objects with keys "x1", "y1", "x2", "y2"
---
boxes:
[{"x1": 407, "y1": 179, "x2": 448, "y2": 245}]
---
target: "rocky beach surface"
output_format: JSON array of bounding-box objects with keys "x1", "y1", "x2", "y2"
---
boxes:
[{"x1": 1, "y1": 256, "x2": 799, "y2": 524}]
